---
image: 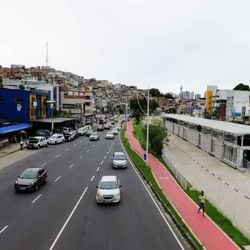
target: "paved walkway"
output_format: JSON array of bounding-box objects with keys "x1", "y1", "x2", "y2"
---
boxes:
[
  {"x1": 126, "y1": 121, "x2": 239, "y2": 250},
  {"x1": 0, "y1": 142, "x2": 38, "y2": 170}
]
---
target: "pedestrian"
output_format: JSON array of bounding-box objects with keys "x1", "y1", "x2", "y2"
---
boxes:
[
  {"x1": 198, "y1": 190, "x2": 205, "y2": 216},
  {"x1": 20, "y1": 140, "x2": 24, "y2": 150}
]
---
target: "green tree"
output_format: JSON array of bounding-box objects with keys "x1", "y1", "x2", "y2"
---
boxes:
[
  {"x1": 149, "y1": 88, "x2": 161, "y2": 97},
  {"x1": 233, "y1": 83, "x2": 250, "y2": 91},
  {"x1": 142, "y1": 124, "x2": 167, "y2": 156},
  {"x1": 164, "y1": 93, "x2": 174, "y2": 99}
]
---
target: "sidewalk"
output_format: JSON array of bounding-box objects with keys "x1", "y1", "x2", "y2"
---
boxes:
[
  {"x1": 0, "y1": 142, "x2": 37, "y2": 170},
  {"x1": 126, "y1": 121, "x2": 239, "y2": 250}
]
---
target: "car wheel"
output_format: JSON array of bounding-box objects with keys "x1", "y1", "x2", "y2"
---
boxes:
[
  {"x1": 34, "y1": 184, "x2": 39, "y2": 191},
  {"x1": 37, "y1": 145, "x2": 40, "y2": 149}
]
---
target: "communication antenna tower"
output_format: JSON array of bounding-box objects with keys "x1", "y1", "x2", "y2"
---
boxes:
[{"x1": 46, "y1": 42, "x2": 49, "y2": 67}]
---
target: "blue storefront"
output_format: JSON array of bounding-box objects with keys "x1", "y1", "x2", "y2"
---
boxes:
[{"x1": 0, "y1": 88, "x2": 50, "y2": 141}]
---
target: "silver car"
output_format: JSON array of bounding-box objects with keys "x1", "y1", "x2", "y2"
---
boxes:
[
  {"x1": 112, "y1": 152, "x2": 128, "y2": 169},
  {"x1": 96, "y1": 176, "x2": 121, "y2": 204}
]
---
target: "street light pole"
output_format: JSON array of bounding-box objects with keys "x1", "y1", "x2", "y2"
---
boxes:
[{"x1": 146, "y1": 86, "x2": 150, "y2": 166}]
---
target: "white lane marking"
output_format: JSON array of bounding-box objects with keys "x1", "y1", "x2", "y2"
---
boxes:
[
  {"x1": 80, "y1": 155, "x2": 83, "y2": 159},
  {"x1": 32, "y1": 194, "x2": 42, "y2": 204},
  {"x1": 55, "y1": 154, "x2": 61, "y2": 158},
  {"x1": 107, "y1": 151, "x2": 109, "y2": 155},
  {"x1": 69, "y1": 164, "x2": 74, "y2": 169},
  {"x1": 54, "y1": 176, "x2": 62, "y2": 182},
  {"x1": 74, "y1": 144, "x2": 77, "y2": 147},
  {"x1": 92, "y1": 145, "x2": 95, "y2": 148},
  {"x1": 100, "y1": 160, "x2": 104, "y2": 165},
  {"x1": 104, "y1": 155, "x2": 107, "y2": 159},
  {"x1": 86, "y1": 149, "x2": 90, "y2": 153},
  {"x1": 90, "y1": 176, "x2": 95, "y2": 182},
  {"x1": 0, "y1": 225, "x2": 8, "y2": 234},
  {"x1": 96, "y1": 167, "x2": 100, "y2": 172},
  {"x1": 49, "y1": 187, "x2": 88, "y2": 250},
  {"x1": 40, "y1": 162, "x2": 47, "y2": 168},
  {"x1": 66, "y1": 148, "x2": 70, "y2": 151},
  {"x1": 80, "y1": 140, "x2": 83, "y2": 143}
]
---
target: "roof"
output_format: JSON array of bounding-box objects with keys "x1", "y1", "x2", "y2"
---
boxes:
[
  {"x1": 100, "y1": 176, "x2": 117, "y2": 181},
  {"x1": 34, "y1": 118, "x2": 76, "y2": 123},
  {"x1": 0, "y1": 123, "x2": 32, "y2": 135},
  {"x1": 163, "y1": 114, "x2": 250, "y2": 135}
]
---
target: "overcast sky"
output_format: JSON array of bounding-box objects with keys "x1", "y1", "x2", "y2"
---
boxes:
[{"x1": 1, "y1": 0, "x2": 250, "y2": 95}]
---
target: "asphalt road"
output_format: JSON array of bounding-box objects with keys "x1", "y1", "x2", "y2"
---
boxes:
[{"x1": 0, "y1": 131, "x2": 187, "y2": 250}]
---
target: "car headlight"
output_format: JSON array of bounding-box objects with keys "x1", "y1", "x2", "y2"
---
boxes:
[{"x1": 114, "y1": 194, "x2": 120, "y2": 199}]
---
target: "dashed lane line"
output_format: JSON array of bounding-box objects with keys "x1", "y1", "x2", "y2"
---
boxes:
[
  {"x1": 55, "y1": 154, "x2": 61, "y2": 159},
  {"x1": 80, "y1": 155, "x2": 83, "y2": 159},
  {"x1": 86, "y1": 149, "x2": 90, "y2": 153},
  {"x1": 0, "y1": 225, "x2": 8, "y2": 234},
  {"x1": 40, "y1": 162, "x2": 47, "y2": 168},
  {"x1": 96, "y1": 167, "x2": 100, "y2": 172},
  {"x1": 100, "y1": 160, "x2": 104, "y2": 165},
  {"x1": 66, "y1": 148, "x2": 70, "y2": 151},
  {"x1": 49, "y1": 187, "x2": 88, "y2": 250},
  {"x1": 32, "y1": 194, "x2": 42, "y2": 204},
  {"x1": 73, "y1": 144, "x2": 78, "y2": 147},
  {"x1": 104, "y1": 155, "x2": 107, "y2": 159},
  {"x1": 69, "y1": 164, "x2": 74, "y2": 169},
  {"x1": 90, "y1": 176, "x2": 95, "y2": 182},
  {"x1": 55, "y1": 176, "x2": 62, "y2": 182}
]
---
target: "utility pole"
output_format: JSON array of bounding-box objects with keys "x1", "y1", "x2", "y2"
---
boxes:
[{"x1": 146, "y1": 86, "x2": 150, "y2": 166}]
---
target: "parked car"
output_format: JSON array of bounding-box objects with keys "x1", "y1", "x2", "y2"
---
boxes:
[
  {"x1": 36, "y1": 129, "x2": 52, "y2": 139},
  {"x1": 15, "y1": 168, "x2": 47, "y2": 192},
  {"x1": 77, "y1": 127, "x2": 88, "y2": 136},
  {"x1": 62, "y1": 127, "x2": 73, "y2": 134},
  {"x1": 89, "y1": 132, "x2": 100, "y2": 141},
  {"x1": 64, "y1": 131, "x2": 77, "y2": 141},
  {"x1": 26, "y1": 136, "x2": 48, "y2": 149},
  {"x1": 105, "y1": 132, "x2": 114, "y2": 139},
  {"x1": 112, "y1": 152, "x2": 128, "y2": 168},
  {"x1": 96, "y1": 175, "x2": 121, "y2": 204},
  {"x1": 86, "y1": 129, "x2": 94, "y2": 137},
  {"x1": 48, "y1": 133, "x2": 65, "y2": 144}
]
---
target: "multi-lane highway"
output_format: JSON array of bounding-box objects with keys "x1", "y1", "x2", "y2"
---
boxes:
[{"x1": 0, "y1": 131, "x2": 188, "y2": 250}]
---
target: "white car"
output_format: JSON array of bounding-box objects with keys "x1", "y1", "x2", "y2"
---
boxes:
[
  {"x1": 26, "y1": 136, "x2": 48, "y2": 149},
  {"x1": 96, "y1": 176, "x2": 121, "y2": 204},
  {"x1": 105, "y1": 132, "x2": 114, "y2": 139},
  {"x1": 112, "y1": 152, "x2": 128, "y2": 168},
  {"x1": 48, "y1": 133, "x2": 65, "y2": 144},
  {"x1": 111, "y1": 128, "x2": 119, "y2": 135}
]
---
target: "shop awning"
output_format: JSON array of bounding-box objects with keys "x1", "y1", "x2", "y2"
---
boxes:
[{"x1": 0, "y1": 123, "x2": 32, "y2": 135}]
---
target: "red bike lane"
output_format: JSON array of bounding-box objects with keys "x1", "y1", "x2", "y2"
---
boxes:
[{"x1": 126, "y1": 121, "x2": 239, "y2": 250}]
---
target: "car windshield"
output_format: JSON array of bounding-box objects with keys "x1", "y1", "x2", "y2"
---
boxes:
[
  {"x1": 28, "y1": 138, "x2": 39, "y2": 143},
  {"x1": 20, "y1": 170, "x2": 37, "y2": 179},
  {"x1": 50, "y1": 135, "x2": 58, "y2": 139},
  {"x1": 99, "y1": 181, "x2": 118, "y2": 189},
  {"x1": 114, "y1": 155, "x2": 125, "y2": 160}
]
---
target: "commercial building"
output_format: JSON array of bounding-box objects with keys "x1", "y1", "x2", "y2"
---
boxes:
[{"x1": 163, "y1": 114, "x2": 250, "y2": 169}]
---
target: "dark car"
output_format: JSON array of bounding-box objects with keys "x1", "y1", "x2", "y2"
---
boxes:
[
  {"x1": 15, "y1": 168, "x2": 47, "y2": 192},
  {"x1": 36, "y1": 129, "x2": 52, "y2": 139}
]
